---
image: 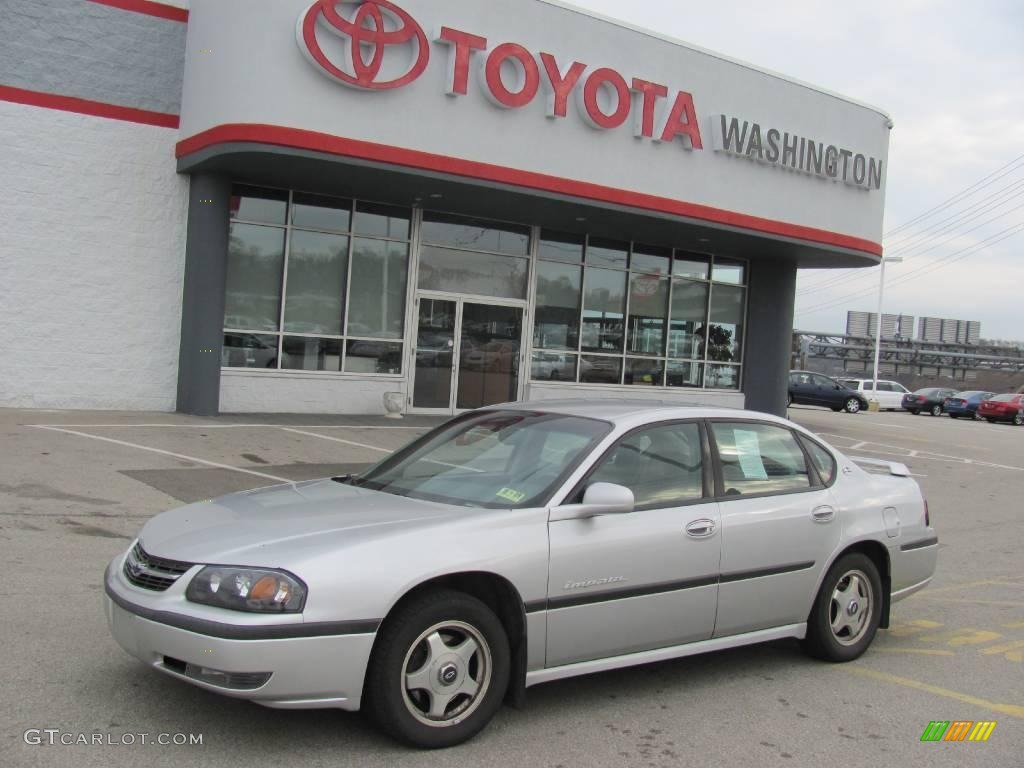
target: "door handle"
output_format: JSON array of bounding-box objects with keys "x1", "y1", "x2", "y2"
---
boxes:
[
  {"x1": 686, "y1": 519, "x2": 717, "y2": 538},
  {"x1": 812, "y1": 505, "x2": 836, "y2": 523}
]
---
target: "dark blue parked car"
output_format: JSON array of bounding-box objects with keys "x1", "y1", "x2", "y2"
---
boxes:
[{"x1": 944, "y1": 390, "x2": 995, "y2": 419}]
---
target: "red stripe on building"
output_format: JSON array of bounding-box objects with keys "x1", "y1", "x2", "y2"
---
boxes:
[
  {"x1": 177, "y1": 123, "x2": 883, "y2": 257},
  {"x1": 0, "y1": 85, "x2": 180, "y2": 128},
  {"x1": 86, "y1": 0, "x2": 189, "y2": 23}
]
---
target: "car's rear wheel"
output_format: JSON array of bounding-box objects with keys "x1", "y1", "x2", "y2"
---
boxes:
[
  {"x1": 907, "y1": 409, "x2": 919, "y2": 415},
  {"x1": 986, "y1": 418, "x2": 996, "y2": 423},
  {"x1": 364, "y1": 590, "x2": 509, "y2": 749},
  {"x1": 1014, "y1": 412, "x2": 1024, "y2": 426},
  {"x1": 803, "y1": 553, "x2": 882, "y2": 662},
  {"x1": 844, "y1": 398, "x2": 861, "y2": 414},
  {"x1": 787, "y1": 394, "x2": 793, "y2": 407},
  {"x1": 930, "y1": 404, "x2": 943, "y2": 417}
]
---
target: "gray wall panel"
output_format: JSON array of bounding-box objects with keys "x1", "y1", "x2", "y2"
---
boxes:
[
  {"x1": 742, "y1": 260, "x2": 797, "y2": 417},
  {"x1": 0, "y1": 0, "x2": 185, "y2": 114}
]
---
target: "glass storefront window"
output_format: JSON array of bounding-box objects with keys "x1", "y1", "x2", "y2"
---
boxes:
[
  {"x1": 708, "y1": 284, "x2": 745, "y2": 363},
  {"x1": 580, "y1": 355, "x2": 622, "y2": 385},
  {"x1": 222, "y1": 333, "x2": 281, "y2": 369},
  {"x1": 224, "y1": 223, "x2": 286, "y2": 332},
  {"x1": 586, "y1": 237, "x2": 629, "y2": 269},
  {"x1": 282, "y1": 231, "x2": 349, "y2": 335},
  {"x1": 345, "y1": 340, "x2": 403, "y2": 375},
  {"x1": 627, "y1": 274, "x2": 668, "y2": 356},
  {"x1": 292, "y1": 192, "x2": 351, "y2": 233},
  {"x1": 230, "y1": 185, "x2": 288, "y2": 225},
  {"x1": 421, "y1": 212, "x2": 530, "y2": 255},
  {"x1": 625, "y1": 357, "x2": 665, "y2": 386},
  {"x1": 668, "y1": 278, "x2": 708, "y2": 359},
  {"x1": 531, "y1": 352, "x2": 578, "y2": 383},
  {"x1": 706, "y1": 363, "x2": 741, "y2": 390},
  {"x1": 281, "y1": 337, "x2": 342, "y2": 372},
  {"x1": 347, "y1": 239, "x2": 408, "y2": 339},
  {"x1": 418, "y1": 245, "x2": 529, "y2": 299},
  {"x1": 581, "y1": 267, "x2": 626, "y2": 352},
  {"x1": 673, "y1": 252, "x2": 710, "y2": 280},
  {"x1": 667, "y1": 360, "x2": 703, "y2": 388},
  {"x1": 539, "y1": 231, "x2": 585, "y2": 263},
  {"x1": 534, "y1": 261, "x2": 582, "y2": 351},
  {"x1": 712, "y1": 258, "x2": 746, "y2": 285},
  {"x1": 354, "y1": 202, "x2": 410, "y2": 240},
  {"x1": 222, "y1": 186, "x2": 409, "y2": 375},
  {"x1": 631, "y1": 244, "x2": 671, "y2": 275}
]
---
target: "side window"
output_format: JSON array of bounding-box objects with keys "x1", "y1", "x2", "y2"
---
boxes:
[
  {"x1": 813, "y1": 375, "x2": 834, "y2": 388},
  {"x1": 799, "y1": 435, "x2": 837, "y2": 486},
  {"x1": 711, "y1": 422, "x2": 812, "y2": 496},
  {"x1": 586, "y1": 423, "x2": 703, "y2": 508},
  {"x1": 876, "y1": 382, "x2": 893, "y2": 392}
]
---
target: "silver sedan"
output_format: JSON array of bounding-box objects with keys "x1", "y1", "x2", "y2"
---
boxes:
[{"x1": 104, "y1": 401, "x2": 938, "y2": 748}]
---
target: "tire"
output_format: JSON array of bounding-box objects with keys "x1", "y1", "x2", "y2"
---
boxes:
[
  {"x1": 787, "y1": 394, "x2": 793, "y2": 407},
  {"x1": 907, "y1": 410, "x2": 918, "y2": 415},
  {"x1": 364, "y1": 589, "x2": 510, "y2": 749},
  {"x1": 986, "y1": 418, "x2": 996, "y2": 424},
  {"x1": 844, "y1": 398, "x2": 862, "y2": 414},
  {"x1": 1014, "y1": 412, "x2": 1024, "y2": 427},
  {"x1": 930, "y1": 404, "x2": 942, "y2": 417},
  {"x1": 803, "y1": 553, "x2": 883, "y2": 662},
  {"x1": 949, "y1": 414, "x2": 959, "y2": 419}
]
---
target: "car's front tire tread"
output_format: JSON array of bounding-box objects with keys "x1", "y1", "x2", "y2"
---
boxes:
[{"x1": 364, "y1": 589, "x2": 510, "y2": 749}]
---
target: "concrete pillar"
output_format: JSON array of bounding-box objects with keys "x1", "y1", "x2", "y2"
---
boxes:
[
  {"x1": 176, "y1": 173, "x2": 231, "y2": 416},
  {"x1": 742, "y1": 259, "x2": 797, "y2": 416}
]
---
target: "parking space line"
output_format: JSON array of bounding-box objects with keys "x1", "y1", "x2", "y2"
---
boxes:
[
  {"x1": 873, "y1": 648, "x2": 955, "y2": 656},
  {"x1": 843, "y1": 667, "x2": 1024, "y2": 719},
  {"x1": 32, "y1": 426, "x2": 291, "y2": 483},
  {"x1": 916, "y1": 596, "x2": 1024, "y2": 608},
  {"x1": 280, "y1": 427, "x2": 394, "y2": 454},
  {"x1": 818, "y1": 434, "x2": 1024, "y2": 472}
]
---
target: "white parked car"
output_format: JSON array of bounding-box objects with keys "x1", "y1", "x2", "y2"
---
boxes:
[
  {"x1": 105, "y1": 401, "x2": 937, "y2": 748},
  {"x1": 839, "y1": 378, "x2": 911, "y2": 411}
]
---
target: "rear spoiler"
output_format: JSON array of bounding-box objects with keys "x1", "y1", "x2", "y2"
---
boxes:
[{"x1": 848, "y1": 456, "x2": 911, "y2": 477}]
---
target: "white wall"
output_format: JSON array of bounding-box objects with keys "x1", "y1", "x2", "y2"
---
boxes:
[
  {"x1": 526, "y1": 383, "x2": 745, "y2": 409},
  {"x1": 0, "y1": 102, "x2": 188, "y2": 410},
  {"x1": 220, "y1": 370, "x2": 404, "y2": 414}
]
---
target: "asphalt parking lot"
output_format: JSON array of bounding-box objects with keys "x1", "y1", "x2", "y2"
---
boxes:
[{"x1": 1, "y1": 405, "x2": 1021, "y2": 767}]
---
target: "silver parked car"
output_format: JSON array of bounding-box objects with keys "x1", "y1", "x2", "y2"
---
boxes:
[{"x1": 105, "y1": 401, "x2": 938, "y2": 748}]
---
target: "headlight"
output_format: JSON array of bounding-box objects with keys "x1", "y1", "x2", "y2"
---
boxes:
[{"x1": 185, "y1": 567, "x2": 306, "y2": 613}]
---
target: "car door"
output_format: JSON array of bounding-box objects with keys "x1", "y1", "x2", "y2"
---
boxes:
[
  {"x1": 875, "y1": 381, "x2": 895, "y2": 409},
  {"x1": 811, "y1": 374, "x2": 839, "y2": 407},
  {"x1": 546, "y1": 421, "x2": 720, "y2": 667},
  {"x1": 708, "y1": 420, "x2": 842, "y2": 637}
]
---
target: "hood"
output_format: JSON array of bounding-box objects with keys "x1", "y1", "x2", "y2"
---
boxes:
[{"x1": 137, "y1": 479, "x2": 467, "y2": 566}]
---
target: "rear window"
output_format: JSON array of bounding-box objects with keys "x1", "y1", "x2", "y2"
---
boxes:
[
  {"x1": 914, "y1": 388, "x2": 939, "y2": 396},
  {"x1": 839, "y1": 379, "x2": 860, "y2": 389},
  {"x1": 799, "y1": 436, "x2": 837, "y2": 486},
  {"x1": 711, "y1": 423, "x2": 811, "y2": 496}
]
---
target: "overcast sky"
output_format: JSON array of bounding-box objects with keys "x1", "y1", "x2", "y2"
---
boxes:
[{"x1": 572, "y1": 0, "x2": 1024, "y2": 341}]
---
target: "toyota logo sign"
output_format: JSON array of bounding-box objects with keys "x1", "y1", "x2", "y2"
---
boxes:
[{"x1": 297, "y1": 0, "x2": 429, "y2": 90}]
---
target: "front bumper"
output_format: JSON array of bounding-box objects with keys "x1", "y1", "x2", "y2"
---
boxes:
[{"x1": 104, "y1": 560, "x2": 375, "y2": 711}]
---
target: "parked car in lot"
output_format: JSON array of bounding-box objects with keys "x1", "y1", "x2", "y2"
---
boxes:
[
  {"x1": 977, "y1": 393, "x2": 1024, "y2": 425},
  {"x1": 838, "y1": 378, "x2": 911, "y2": 411},
  {"x1": 902, "y1": 387, "x2": 960, "y2": 416},
  {"x1": 104, "y1": 401, "x2": 937, "y2": 747},
  {"x1": 943, "y1": 391, "x2": 995, "y2": 420},
  {"x1": 789, "y1": 371, "x2": 869, "y2": 413}
]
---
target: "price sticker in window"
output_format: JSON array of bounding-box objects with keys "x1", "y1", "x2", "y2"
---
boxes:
[{"x1": 495, "y1": 487, "x2": 526, "y2": 503}]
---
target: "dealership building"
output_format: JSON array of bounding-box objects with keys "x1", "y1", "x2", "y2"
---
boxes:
[{"x1": 1, "y1": 0, "x2": 889, "y2": 417}]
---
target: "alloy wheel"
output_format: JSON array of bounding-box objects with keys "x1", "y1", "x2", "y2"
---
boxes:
[
  {"x1": 829, "y1": 569, "x2": 874, "y2": 646},
  {"x1": 845, "y1": 398, "x2": 861, "y2": 414},
  {"x1": 1014, "y1": 412, "x2": 1023, "y2": 426},
  {"x1": 401, "y1": 621, "x2": 492, "y2": 728},
  {"x1": 931, "y1": 404, "x2": 942, "y2": 416}
]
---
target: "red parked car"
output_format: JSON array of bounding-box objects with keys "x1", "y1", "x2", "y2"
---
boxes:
[{"x1": 978, "y1": 393, "x2": 1024, "y2": 425}]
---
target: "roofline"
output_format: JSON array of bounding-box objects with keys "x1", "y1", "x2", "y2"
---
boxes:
[{"x1": 536, "y1": 0, "x2": 893, "y2": 123}]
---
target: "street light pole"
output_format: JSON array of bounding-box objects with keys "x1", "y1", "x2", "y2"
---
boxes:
[{"x1": 872, "y1": 256, "x2": 904, "y2": 394}]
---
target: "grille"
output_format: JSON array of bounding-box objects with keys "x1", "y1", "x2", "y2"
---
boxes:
[
  {"x1": 123, "y1": 542, "x2": 193, "y2": 591},
  {"x1": 163, "y1": 656, "x2": 272, "y2": 691}
]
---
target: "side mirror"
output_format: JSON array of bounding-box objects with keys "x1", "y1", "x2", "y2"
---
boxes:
[{"x1": 550, "y1": 482, "x2": 635, "y2": 521}]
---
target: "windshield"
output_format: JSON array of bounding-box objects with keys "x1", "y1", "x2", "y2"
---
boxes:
[{"x1": 354, "y1": 410, "x2": 612, "y2": 508}]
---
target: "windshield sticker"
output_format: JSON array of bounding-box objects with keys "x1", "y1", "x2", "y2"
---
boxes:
[
  {"x1": 496, "y1": 487, "x2": 526, "y2": 503},
  {"x1": 734, "y1": 429, "x2": 769, "y2": 480}
]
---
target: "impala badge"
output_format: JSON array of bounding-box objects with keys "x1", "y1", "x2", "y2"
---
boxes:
[{"x1": 564, "y1": 576, "x2": 626, "y2": 590}]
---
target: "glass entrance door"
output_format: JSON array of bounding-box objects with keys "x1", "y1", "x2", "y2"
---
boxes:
[{"x1": 412, "y1": 296, "x2": 523, "y2": 412}]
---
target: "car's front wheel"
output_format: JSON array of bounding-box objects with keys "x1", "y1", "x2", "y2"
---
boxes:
[
  {"x1": 1014, "y1": 412, "x2": 1024, "y2": 426},
  {"x1": 930, "y1": 404, "x2": 943, "y2": 417},
  {"x1": 844, "y1": 398, "x2": 862, "y2": 414},
  {"x1": 803, "y1": 553, "x2": 882, "y2": 662},
  {"x1": 364, "y1": 590, "x2": 510, "y2": 749}
]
